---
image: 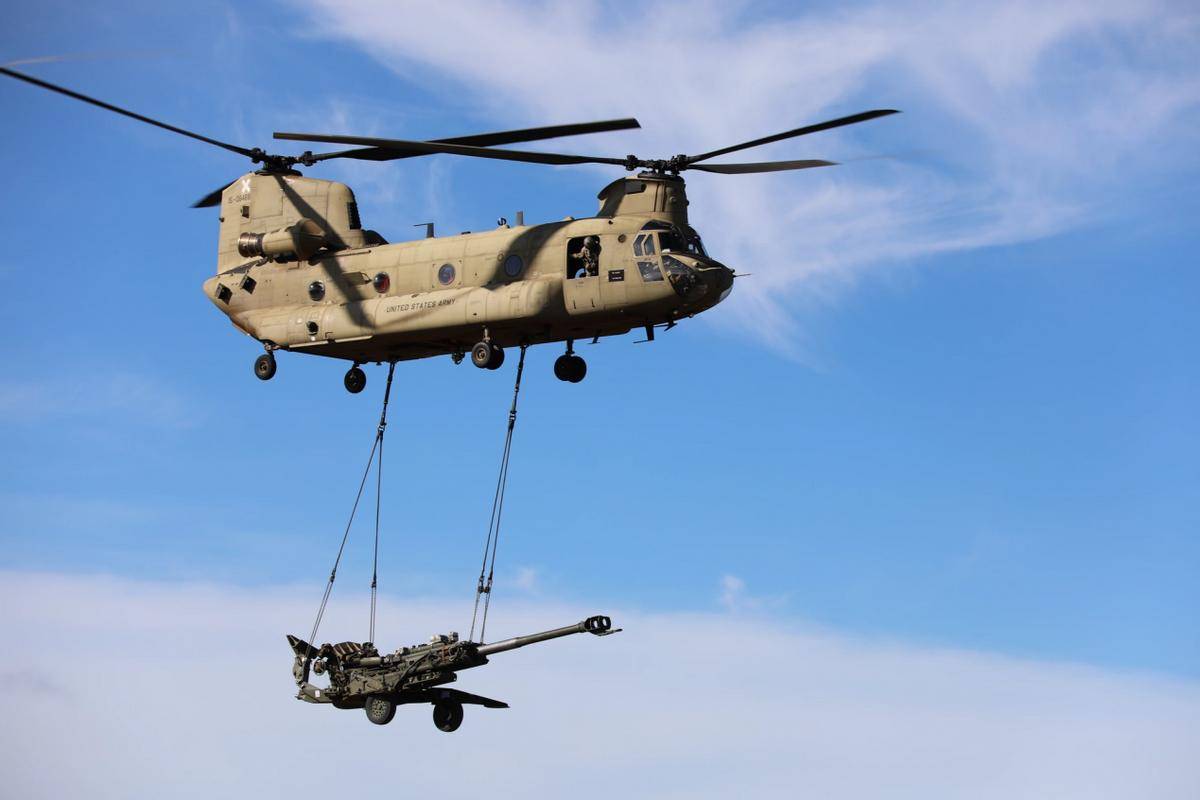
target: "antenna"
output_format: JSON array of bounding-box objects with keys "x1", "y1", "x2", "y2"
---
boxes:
[
  {"x1": 414, "y1": 222, "x2": 435, "y2": 239},
  {"x1": 516, "y1": 210, "x2": 524, "y2": 226}
]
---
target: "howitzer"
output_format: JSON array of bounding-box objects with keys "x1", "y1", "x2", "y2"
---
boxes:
[{"x1": 287, "y1": 615, "x2": 619, "y2": 730}]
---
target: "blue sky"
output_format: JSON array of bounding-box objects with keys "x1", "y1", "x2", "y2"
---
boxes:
[{"x1": 1, "y1": 2, "x2": 1198, "y2": 796}]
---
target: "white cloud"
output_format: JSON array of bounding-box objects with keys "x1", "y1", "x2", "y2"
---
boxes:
[
  {"x1": 282, "y1": 0, "x2": 1200, "y2": 357},
  {"x1": 0, "y1": 371, "x2": 201, "y2": 428},
  {"x1": 512, "y1": 565, "x2": 539, "y2": 592},
  {"x1": 1, "y1": 571, "x2": 1196, "y2": 799}
]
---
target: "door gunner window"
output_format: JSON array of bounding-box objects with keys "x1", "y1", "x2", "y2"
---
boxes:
[{"x1": 567, "y1": 236, "x2": 601, "y2": 278}]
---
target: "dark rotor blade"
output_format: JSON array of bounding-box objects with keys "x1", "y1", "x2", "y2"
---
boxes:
[
  {"x1": 0, "y1": 66, "x2": 256, "y2": 159},
  {"x1": 687, "y1": 109, "x2": 899, "y2": 164},
  {"x1": 276, "y1": 131, "x2": 628, "y2": 168},
  {"x1": 192, "y1": 180, "x2": 236, "y2": 208},
  {"x1": 439, "y1": 118, "x2": 640, "y2": 148},
  {"x1": 686, "y1": 159, "x2": 837, "y2": 174},
  {"x1": 307, "y1": 118, "x2": 641, "y2": 165}
]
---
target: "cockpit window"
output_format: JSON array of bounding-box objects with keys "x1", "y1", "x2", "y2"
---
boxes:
[
  {"x1": 686, "y1": 227, "x2": 707, "y2": 257},
  {"x1": 657, "y1": 230, "x2": 687, "y2": 253},
  {"x1": 661, "y1": 254, "x2": 689, "y2": 278},
  {"x1": 637, "y1": 260, "x2": 663, "y2": 282}
]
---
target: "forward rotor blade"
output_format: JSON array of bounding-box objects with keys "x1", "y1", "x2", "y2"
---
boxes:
[
  {"x1": 687, "y1": 159, "x2": 837, "y2": 174},
  {"x1": 192, "y1": 180, "x2": 235, "y2": 209},
  {"x1": 0, "y1": 66, "x2": 256, "y2": 159},
  {"x1": 439, "y1": 118, "x2": 640, "y2": 148},
  {"x1": 687, "y1": 109, "x2": 899, "y2": 164},
  {"x1": 276, "y1": 131, "x2": 628, "y2": 168},
  {"x1": 308, "y1": 117, "x2": 642, "y2": 165}
]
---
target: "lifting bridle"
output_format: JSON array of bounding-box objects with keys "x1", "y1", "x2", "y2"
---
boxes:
[{"x1": 470, "y1": 344, "x2": 528, "y2": 643}]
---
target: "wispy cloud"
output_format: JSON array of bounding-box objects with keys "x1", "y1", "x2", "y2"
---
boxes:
[
  {"x1": 2, "y1": 570, "x2": 1197, "y2": 798},
  {"x1": 512, "y1": 565, "x2": 539, "y2": 593},
  {"x1": 717, "y1": 573, "x2": 787, "y2": 612},
  {"x1": 0, "y1": 371, "x2": 201, "y2": 428},
  {"x1": 283, "y1": 0, "x2": 1200, "y2": 357}
]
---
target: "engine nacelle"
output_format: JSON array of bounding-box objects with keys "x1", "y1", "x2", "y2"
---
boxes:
[{"x1": 238, "y1": 218, "x2": 327, "y2": 261}]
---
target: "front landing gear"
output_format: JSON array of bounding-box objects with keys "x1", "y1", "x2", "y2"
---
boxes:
[
  {"x1": 554, "y1": 342, "x2": 586, "y2": 383},
  {"x1": 254, "y1": 353, "x2": 276, "y2": 381},
  {"x1": 344, "y1": 365, "x2": 367, "y2": 394}
]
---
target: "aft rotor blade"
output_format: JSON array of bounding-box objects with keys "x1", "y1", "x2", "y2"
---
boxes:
[
  {"x1": 687, "y1": 109, "x2": 899, "y2": 164},
  {"x1": 687, "y1": 159, "x2": 837, "y2": 174},
  {"x1": 192, "y1": 180, "x2": 236, "y2": 208},
  {"x1": 308, "y1": 117, "x2": 641, "y2": 164},
  {"x1": 0, "y1": 66, "x2": 256, "y2": 159},
  {"x1": 276, "y1": 131, "x2": 629, "y2": 168}
]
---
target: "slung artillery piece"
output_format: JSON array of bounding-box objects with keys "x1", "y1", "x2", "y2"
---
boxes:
[{"x1": 288, "y1": 615, "x2": 618, "y2": 730}]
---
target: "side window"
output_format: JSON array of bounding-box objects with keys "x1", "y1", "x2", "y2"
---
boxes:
[{"x1": 633, "y1": 235, "x2": 644, "y2": 257}]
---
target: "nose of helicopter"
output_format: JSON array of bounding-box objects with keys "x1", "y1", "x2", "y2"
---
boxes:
[
  {"x1": 711, "y1": 262, "x2": 735, "y2": 302},
  {"x1": 690, "y1": 260, "x2": 735, "y2": 308}
]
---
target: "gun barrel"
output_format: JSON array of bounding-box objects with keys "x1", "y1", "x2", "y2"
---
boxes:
[{"x1": 475, "y1": 615, "x2": 613, "y2": 657}]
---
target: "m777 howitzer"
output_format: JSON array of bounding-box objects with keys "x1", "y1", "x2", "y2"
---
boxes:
[{"x1": 287, "y1": 615, "x2": 619, "y2": 731}]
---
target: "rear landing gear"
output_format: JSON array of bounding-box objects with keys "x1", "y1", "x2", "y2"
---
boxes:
[
  {"x1": 471, "y1": 340, "x2": 505, "y2": 370},
  {"x1": 254, "y1": 353, "x2": 276, "y2": 381},
  {"x1": 554, "y1": 343, "x2": 586, "y2": 383},
  {"x1": 344, "y1": 365, "x2": 367, "y2": 394},
  {"x1": 432, "y1": 700, "x2": 464, "y2": 732}
]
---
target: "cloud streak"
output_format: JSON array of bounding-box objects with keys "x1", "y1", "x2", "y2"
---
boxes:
[
  {"x1": 0, "y1": 370, "x2": 202, "y2": 429},
  {"x1": 284, "y1": 0, "x2": 1200, "y2": 357},
  {"x1": 1, "y1": 571, "x2": 1197, "y2": 798}
]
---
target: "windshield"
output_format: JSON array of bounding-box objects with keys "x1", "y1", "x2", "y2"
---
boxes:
[{"x1": 656, "y1": 229, "x2": 688, "y2": 254}]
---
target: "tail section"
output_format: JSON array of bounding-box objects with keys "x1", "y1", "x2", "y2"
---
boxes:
[{"x1": 215, "y1": 172, "x2": 367, "y2": 272}]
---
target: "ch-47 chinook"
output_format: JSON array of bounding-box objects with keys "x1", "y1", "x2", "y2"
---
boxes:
[{"x1": 2, "y1": 67, "x2": 897, "y2": 392}]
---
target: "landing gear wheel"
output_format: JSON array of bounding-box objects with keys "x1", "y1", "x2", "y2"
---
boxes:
[
  {"x1": 364, "y1": 695, "x2": 396, "y2": 726},
  {"x1": 486, "y1": 345, "x2": 505, "y2": 370},
  {"x1": 344, "y1": 366, "x2": 367, "y2": 394},
  {"x1": 568, "y1": 355, "x2": 586, "y2": 383},
  {"x1": 554, "y1": 354, "x2": 586, "y2": 383},
  {"x1": 432, "y1": 700, "x2": 464, "y2": 732},
  {"x1": 254, "y1": 353, "x2": 276, "y2": 381},
  {"x1": 471, "y1": 341, "x2": 494, "y2": 369},
  {"x1": 553, "y1": 354, "x2": 570, "y2": 381}
]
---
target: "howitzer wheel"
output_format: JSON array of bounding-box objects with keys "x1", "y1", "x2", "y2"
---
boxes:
[
  {"x1": 364, "y1": 695, "x2": 396, "y2": 726},
  {"x1": 432, "y1": 700, "x2": 463, "y2": 732}
]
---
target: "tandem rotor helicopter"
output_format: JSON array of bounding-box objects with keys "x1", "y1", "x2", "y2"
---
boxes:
[{"x1": 2, "y1": 66, "x2": 897, "y2": 392}]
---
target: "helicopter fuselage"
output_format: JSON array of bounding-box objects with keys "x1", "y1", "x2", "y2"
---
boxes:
[{"x1": 202, "y1": 172, "x2": 734, "y2": 372}]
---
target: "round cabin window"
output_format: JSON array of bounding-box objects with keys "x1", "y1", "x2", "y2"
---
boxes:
[
  {"x1": 503, "y1": 254, "x2": 524, "y2": 278},
  {"x1": 373, "y1": 272, "x2": 390, "y2": 294},
  {"x1": 308, "y1": 281, "x2": 325, "y2": 301},
  {"x1": 438, "y1": 263, "x2": 456, "y2": 285}
]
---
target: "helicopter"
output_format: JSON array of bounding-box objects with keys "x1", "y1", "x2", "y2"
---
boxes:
[{"x1": 2, "y1": 66, "x2": 897, "y2": 392}]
